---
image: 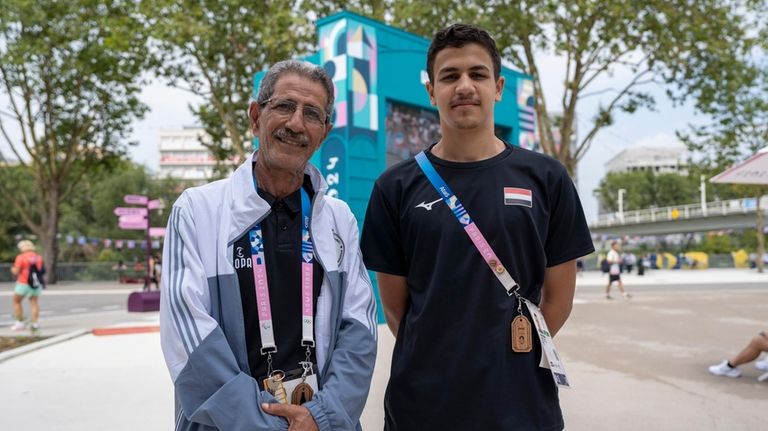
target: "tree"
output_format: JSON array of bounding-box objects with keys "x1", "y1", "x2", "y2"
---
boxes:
[
  {"x1": 301, "y1": 1, "x2": 758, "y2": 177},
  {"x1": 58, "y1": 160, "x2": 182, "y2": 262},
  {"x1": 480, "y1": 0, "x2": 758, "y2": 175},
  {"x1": 678, "y1": 4, "x2": 767, "y2": 270},
  {"x1": 141, "y1": 0, "x2": 314, "y2": 173},
  {"x1": 597, "y1": 170, "x2": 698, "y2": 212},
  {"x1": 0, "y1": 0, "x2": 150, "y2": 282}
]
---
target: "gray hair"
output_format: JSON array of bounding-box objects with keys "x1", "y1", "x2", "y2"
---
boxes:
[{"x1": 255, "y1": 60, "x2": 335, "y2": 123}]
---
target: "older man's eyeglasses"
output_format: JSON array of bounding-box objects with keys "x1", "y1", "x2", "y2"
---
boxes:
[{"x1": 260, "y1": 98, "x2": 328, "y2": 126}]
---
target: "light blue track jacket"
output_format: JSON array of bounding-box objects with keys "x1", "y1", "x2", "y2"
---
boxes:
[{"x1": 160, "y1": 152, "x2": 378, "y2": 431}]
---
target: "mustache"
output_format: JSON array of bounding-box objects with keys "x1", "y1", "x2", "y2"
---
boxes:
[
  {"x1": 451, "y1": 97, "x2": 480, "y2": 107},
  {"x1": 273, "y1": 128, "x2": 309, "y2": 145}
]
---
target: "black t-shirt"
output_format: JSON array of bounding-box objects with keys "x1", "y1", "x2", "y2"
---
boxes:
[
  {"x1": 361, "y1": 144, "x2": 594, "y2": 431},
  {"x1": 234, "y1": 176, "x2": 323, "y2": 385}
]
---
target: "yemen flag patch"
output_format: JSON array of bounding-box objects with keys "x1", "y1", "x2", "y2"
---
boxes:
[{"x1": 504, "y1": 187, "x2": 533, "y2": 207}]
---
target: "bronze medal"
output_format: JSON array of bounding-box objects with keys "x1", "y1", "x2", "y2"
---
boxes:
[
  {"x1": 511, "y1": 314, "x2": 532, "y2": 353},
  {"x1": 291, "y1": 381, "x2": 315, "y2": 405}
]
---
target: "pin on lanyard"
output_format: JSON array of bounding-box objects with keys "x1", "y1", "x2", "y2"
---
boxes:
[
  {"x1": 248, "y1": 187, "x2": 315, "y2": 373},
  {"x1": 414, "y1": 151, "x2": 520, "y2": 296}
]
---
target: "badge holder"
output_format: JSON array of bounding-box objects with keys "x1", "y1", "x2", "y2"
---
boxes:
[
  {"x1": 510, "y1": 289, "x2": 532, "y2": 353},
  {"x1": 263, "y1": 347, "x2": 319, "y2": 405}
]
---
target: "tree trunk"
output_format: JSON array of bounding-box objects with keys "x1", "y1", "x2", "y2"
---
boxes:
[
  {"x1": 42, "y1": 188, "x2": 60, "y2": 284},
  {"x1": 757, "y1": 193, "x2": 765, "y2": 274}
]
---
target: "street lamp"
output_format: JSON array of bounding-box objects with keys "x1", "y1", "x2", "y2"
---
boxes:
[{"x1": 618, "y1": 188, "x2": 627, "y2": 223}]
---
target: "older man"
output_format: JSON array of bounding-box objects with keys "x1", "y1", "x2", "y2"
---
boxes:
[{"x1": 160, "y1": 60, "x2": 377, "y2": 431}]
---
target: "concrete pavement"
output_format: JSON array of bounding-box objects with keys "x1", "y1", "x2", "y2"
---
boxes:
[{"x1": 1, "y1": 269, "x2": 767, "y2": 430}]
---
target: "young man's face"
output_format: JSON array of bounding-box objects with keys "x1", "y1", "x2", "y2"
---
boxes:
[
  {"x1": 426, "y1": 43, "x2": 504, "y2": 133},
  {"x1": 249, "y1": 73, "x2": 332, "y2": 173}
]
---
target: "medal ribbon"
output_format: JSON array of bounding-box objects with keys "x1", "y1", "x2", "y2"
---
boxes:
[
  {"x1": 248, "y1": 187, "x2": 315, "y2": 355},
  {"x1": 414, "y1": 151, "x2": 519, "y2": 295}
]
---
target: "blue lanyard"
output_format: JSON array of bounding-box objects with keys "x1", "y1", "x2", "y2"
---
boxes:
[
  {"x1": 414, "y1": 151, "x2": 519, "y2": 295},
  {"x1": 247, "y1": 186, "x2": 316, "y2": 357}
]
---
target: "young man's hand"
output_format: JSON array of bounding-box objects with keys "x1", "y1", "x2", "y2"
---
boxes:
[{"x1": 262, "y1": 403, "x2": 319, "y2": 431}]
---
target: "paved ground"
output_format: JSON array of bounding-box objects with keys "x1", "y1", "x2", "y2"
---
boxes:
[{"x1": 0, "y1": 269, "x2": 766, "y2": 430}]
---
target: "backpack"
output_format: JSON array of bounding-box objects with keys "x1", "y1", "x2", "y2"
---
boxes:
[
  {"x1": 27, "y1": 256, "x2": 46, "y2": 289},
  {"x1": 600, "y1": 258, "x2": 610, "y2": 273}
]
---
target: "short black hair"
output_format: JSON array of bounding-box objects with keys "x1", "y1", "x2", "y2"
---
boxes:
[{"x1": 426, "y1": 23, "x2": 502, "y2": 83}]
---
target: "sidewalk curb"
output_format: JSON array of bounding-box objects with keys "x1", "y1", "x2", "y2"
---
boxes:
[{"x1": 0, "y1": 329, "x2": 88, "y2": 364}]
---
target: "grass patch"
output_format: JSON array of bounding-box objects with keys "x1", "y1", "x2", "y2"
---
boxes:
[{"x1": 0, "y1": 336, "x2": 48, "y2": 353}]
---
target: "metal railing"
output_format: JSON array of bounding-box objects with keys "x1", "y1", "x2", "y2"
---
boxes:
[{"x1": 592, "y1": 197, "x2": 767, "y2": 228}]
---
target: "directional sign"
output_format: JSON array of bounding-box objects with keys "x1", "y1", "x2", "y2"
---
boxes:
[
  {"x1": 119, "y1": 215, "x2": 147, "y2": 224},
  {"x1": 147, "y1": 199, "x2": 163, "y2": 210},
  {"x1": 149, "y1": 227, "x2": 166, "y2": 237},
  {"x1": 124, "y1": 194, "x2": 149, "y2": 205},
  {"x1": 119, "y1": 220, "x2": 149, "y2": 230},
  {"x1": 113, "y1": 207, "x2": 148, "y2": 217}
]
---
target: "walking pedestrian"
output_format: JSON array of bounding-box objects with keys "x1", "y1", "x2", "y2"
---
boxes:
[
  {"x1": 605, "y1": 241, "x2": 630, "y2": 300},
  {"x1": 10, "y1": 239, "x2": 45, "y2": 333}
]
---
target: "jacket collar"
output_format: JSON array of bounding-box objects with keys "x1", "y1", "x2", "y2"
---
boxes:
[{"x1": 228, "y1": 151, "x2": 328, "y2": 245}]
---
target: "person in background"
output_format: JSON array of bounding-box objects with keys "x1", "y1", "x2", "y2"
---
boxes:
[
  {"x1": 709, "y1": 330, "x2": 768, "y2": 380},
  {"x1": 10, "y1": 240, "x2": 44, "y2": 332},
  {"x1": 606, "y1": 241, "x2": 630, "y2": 300}
]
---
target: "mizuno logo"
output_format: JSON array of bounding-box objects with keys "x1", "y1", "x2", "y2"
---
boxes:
[{"x1": 416, "y1": 198, "x2": 442, "y2": 211}]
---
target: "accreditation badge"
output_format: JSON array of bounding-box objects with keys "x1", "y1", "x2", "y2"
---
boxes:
[{"x1": 524, "y1": 299, "x2": 571, "y2": 389}]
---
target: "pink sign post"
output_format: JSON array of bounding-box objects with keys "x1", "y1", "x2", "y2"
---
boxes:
[{"x1": 115, "y1": 195, "x2": 166, "y2": 302}]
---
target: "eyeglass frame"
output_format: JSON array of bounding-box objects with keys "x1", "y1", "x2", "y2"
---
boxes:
[{"x1": 258, "y1": 97, "x2": 331, "y2": 126}]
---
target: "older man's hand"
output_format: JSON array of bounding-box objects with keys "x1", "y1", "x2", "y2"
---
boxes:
[{"x1": 262, "y1": 403, "x2": 319, "y2": 431}]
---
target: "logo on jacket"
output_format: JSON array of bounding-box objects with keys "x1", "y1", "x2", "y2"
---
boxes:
[
  {"x1": 234, "y1": 247, "x2": 252, "y2": 270},
  {"x1": 333, "y1": 231, "x2": 345, "y2": 266},
  {"x1": 504, "y1": 187, "x2": 533, "y2": 207},
  {"x1": 415, "y1": 198, "x2": 442, "y2": 211}
]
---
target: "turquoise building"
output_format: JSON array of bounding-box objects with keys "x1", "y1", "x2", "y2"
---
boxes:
[{"x1": 254, "y1": 11, "x2": 537, "y2": 321}]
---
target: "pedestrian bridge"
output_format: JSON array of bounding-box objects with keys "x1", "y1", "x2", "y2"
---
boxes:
[{"x1": 589, "y1": 197, "x2": 767, "y2": 236}]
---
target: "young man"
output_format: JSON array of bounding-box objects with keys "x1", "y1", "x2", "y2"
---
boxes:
[
  {"x1": 605, "y1": 241, "x2": 630, "y2": 300},
  {"x1": 10, "y1": 239, "x2": 44, "y2": 332},
  {"x1": 361, "y1": 24, "x2": 594, "y2": 430},
  {"x1": 160, "y1": 60, "x2": 377, "y2": 431}
]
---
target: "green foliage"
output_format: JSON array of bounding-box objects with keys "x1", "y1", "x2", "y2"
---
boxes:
[
  {"x1": 141, "y1": 0, "x2": 314, "y2": 166},
  {"x1": 597, "y1": 170, "x2": 698, "y2": 211},
  {"x1": 698, "y1": 233, "x2": 733, "y2": 254},
  {"x1": 482, "y1": 0, "x2": 759, "y2": 175},
  {"x1": 0, "y1": 0, "x2": 150, "y2": 280},
  {"x1": 57, "y1": 159, "x2": 182, "y2": 262}
]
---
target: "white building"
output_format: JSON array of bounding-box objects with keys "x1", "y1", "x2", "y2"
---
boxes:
[
  {"x1": 605, "y1": 145, "x2": 687, "y2": 175},
  {"x1": 158, "y1": 128, "x2": 237, "y2": 182}
]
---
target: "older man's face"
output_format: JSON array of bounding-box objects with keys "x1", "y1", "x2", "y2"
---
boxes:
[{"x1": 249, "y1": 73, "x2": 332, "y2": 173}]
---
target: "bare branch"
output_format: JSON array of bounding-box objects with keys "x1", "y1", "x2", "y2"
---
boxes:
[
  {"x1": 0, "y1": 63, "x2": 37, "y2": 161},
  {"x1": 579, "y1": 51, "x2": 650, "y2": 92},
  {"x1": 573, "y1": 69, "x2": 654, "y2": 162}
]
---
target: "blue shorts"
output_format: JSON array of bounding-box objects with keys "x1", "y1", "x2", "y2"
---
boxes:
[{"x1": 14, "y1": 283, "x2": 42, "y2": 297}]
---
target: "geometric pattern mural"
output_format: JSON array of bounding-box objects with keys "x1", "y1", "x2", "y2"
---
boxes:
[{"x1": 319, "y1": 19, "x2": 378, "y2": 131}]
